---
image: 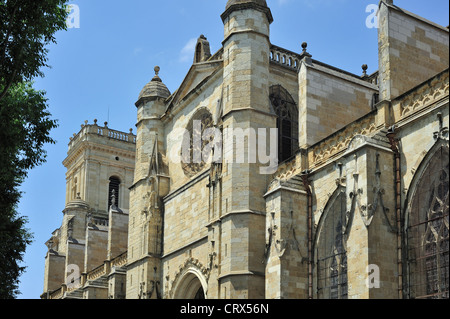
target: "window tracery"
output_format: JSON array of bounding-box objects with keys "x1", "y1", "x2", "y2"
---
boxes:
[
  {"x1": 269, "y1": 85, "x2": 299, "y2": 162},
  {"x1": 406, "y1": 145, "x2": 449, "y2": 299}
]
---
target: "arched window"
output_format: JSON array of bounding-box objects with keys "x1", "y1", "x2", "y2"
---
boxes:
[
  {"x1": 315, "y1": 187, "x2": 348, "y2": 299},
  {"x1": 108, "y1": 176, "x2": 121, "y2": 209},
  {"x1": 269, "y1": 85, "x2": 299, "y2": 162},
  {"x1": 406, "y1": 144, "x2": 449, "y2": 299}
]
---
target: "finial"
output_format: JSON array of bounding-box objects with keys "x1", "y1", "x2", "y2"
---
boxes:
[
  {"x1": 93, "y1": 119, "x2": 98, "y2": 125},
  {"x1": 301, "y1": 42, "x2": 308, "y2": 53},
  {"x1": 129, "y1": 128, "x2": 133, "y2": 134},
  {"x1": 104, "y1": 121, "x2": 108, "y2": 127},
  {"x1": 301, "y1": 42, "x2": 312, "y2": 59},
  {"x1": 151, "y1": 66, "x2": 162, "y2": 82},
  {"x1": 362, "y1": 64, "x2": 368, "y2": 76}
]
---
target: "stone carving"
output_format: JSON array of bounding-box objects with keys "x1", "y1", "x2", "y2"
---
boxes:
[
  {"x1": 277, "y1": 211, "x2": 302, "y2": 259},
  {"x1": 312, "y1": 114, "x2": 377, "y2": 165},
  {"x1": 263, "y1": 211, "x2": 302, "y2": 262},
  {"x1": 401, "y1": 71, "x2": 449, "y2": 118},
  {"x1": 167, "y1": 258, "x2": 210, "y2": 299},
  {"x1": 434, "y1": 112, "x2": 449, "y2": 142}
]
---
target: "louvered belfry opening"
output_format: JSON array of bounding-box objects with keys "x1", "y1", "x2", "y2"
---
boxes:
[
  {"x1": 269, "y1": 85, "x2": 299, "y2": 163},
  {"x1": 108, "y1": 176, "x2": 121, "y2": 210},
  {"x1": 406, "y1": 145, "x2": 449, "y2": 299},
  {"x1": 316, "y1": 188, "x2": 348, "y2": 299}
]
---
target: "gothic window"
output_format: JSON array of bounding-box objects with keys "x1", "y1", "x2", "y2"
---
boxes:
[
  {"x1": 181, "y1": 108, "x2": 214, "y2": 177},
  {"x1": 269, "y1": 85, "x2": 299, "y2": 162},
  {"x1": 315, "y1": 187, "x2": 348, "y2": 299},
  {"x1": 108, "y1": 176, "x2": 121, "y2": 209},
  {"x1": 406, "y1": 144, "x2": 449, "y2": 299}
]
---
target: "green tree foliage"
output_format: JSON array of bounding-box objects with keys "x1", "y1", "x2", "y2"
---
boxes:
[
  {"x1": 0, "y1": 0, "x2": 68, "y2": 101},
  {"x1": 0, "y1": 0, "x2": 69, "y2": 298},
  {"x1": 0, "y1": 82, "x2": 58, "y2": 299}
]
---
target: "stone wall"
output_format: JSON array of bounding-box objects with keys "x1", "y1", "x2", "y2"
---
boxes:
[
  {"x1": 298, "y1": 61, "x2": 378, "y2": 148},
  {"x1": 378, "y1": 1, "x2": 449, "y2": 100}
]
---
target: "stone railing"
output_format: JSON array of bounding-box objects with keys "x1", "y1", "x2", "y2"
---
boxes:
[
  {"x1": 90, "y1": 217, "x2": 109, "y2": 227},
  {"x1": 270, "y1": 150, "x2": 304, "y2": 186},
  {"x1": 85, "y1": 251, "x2": 127, "y2": 281},
  {"x1": 46, "y1": 251, "x2": 128, "y2": 299},
  {"x1": 309, "y1": 111, "x2": 377, "y2": 167},
  {"x1": 111, "y1": 251, "x2": 127, "y2": 268},
  {"x1": 87, "y1": 264, "x2": 106, "y2": 281},
  {"x1": 107, "y1": 128, "x2": 134, "y2": 143},
  {"x1": 394, "y1": 69, "x2": 449, "y2": 121},
  {"x1": 270, "y1": 112, "x2": 378, "y2": 182},
  {"x1": 270, "y1": 45, "x2": 302, "y2": 70},
  {"x1": 68, "y1": 120, "x2": 136, "y2": 151},
  {"x1": 209, "y1": 47, "x2": 224, "y2": 62},
  {"x1": 49, "y1": 287, "x2": 63, "y2": 299}
]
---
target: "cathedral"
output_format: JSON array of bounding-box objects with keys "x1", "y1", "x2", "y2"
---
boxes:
[{"x1": 42, "y1": 0, "x2": 449, "y2": 299}]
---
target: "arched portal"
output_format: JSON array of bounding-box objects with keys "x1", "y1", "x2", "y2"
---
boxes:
[{"x1": 173, "y1": 268, "x2": 207, "y2": 299}]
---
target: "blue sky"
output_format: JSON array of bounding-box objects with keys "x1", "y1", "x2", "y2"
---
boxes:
[{"x1": 16, "y1": 0, "x2": 449, "y2": 299}]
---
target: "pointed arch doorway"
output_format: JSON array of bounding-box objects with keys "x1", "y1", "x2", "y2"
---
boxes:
[{"x1": 173, "y1": 269, "x2": 207, "y2": 299}]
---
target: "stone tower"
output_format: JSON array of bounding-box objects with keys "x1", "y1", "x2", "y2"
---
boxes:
[
  {"x1": 43, "y1": 121, "x2": 135, "y2": 298},
  {"x1": 217, "y1": 0, "x2": 275, "y2": 299},
  {"x1": 126, "y1": 67, "x2": 171, "y2": 299}
]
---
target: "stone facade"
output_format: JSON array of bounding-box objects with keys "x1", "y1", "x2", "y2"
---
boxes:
[
  {"x1": 41, "y1": 122, "x2": 135, "y2": 299},
  {"x1": 42, "y1": 0, "x2": 449, "y2": 299}
]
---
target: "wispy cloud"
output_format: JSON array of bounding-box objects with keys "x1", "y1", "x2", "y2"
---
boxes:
[{"x1": 179, "y1": 38, "x2": 197, "y2": 63}]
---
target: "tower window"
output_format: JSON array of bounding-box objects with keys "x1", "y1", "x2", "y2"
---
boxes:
[
  {"x1": 269, "y1": 85, "x2": 299, "y2": 162},
  {"x1": 108, "y1": 176, "x2": 121, "y2": 209}
]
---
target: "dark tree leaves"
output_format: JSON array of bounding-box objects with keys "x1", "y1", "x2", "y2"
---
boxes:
[
  {"x1": 0, "y1": 82, "x2": 58, "y2": 299},
  {"x1": 0, "y1": 0, "x2": 69, "y2": 101},
  {"x1": 0, "y1": 0, "x2": 68, "y2": 299}
]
